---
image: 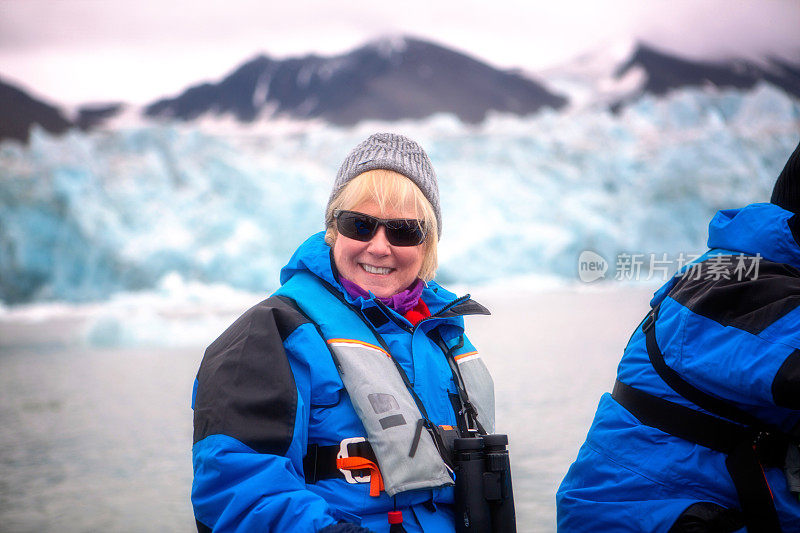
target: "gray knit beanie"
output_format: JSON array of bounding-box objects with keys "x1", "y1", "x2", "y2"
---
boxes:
[{"x1": 327, "y1": 133, "x2": 442, "y2": 236}]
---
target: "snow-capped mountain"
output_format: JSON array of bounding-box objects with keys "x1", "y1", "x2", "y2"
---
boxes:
[
  {"x1": 535, "y1": 40, "x2": 645, "y2": 110},
  {"x1": 3, "y1": 37, "x2": 800, "y2": 143},
  {"x1": 143, "y1": 36, "x2": 568, "y2": 125},
  {"x1": 539, "y1": 40, "x2": 800, "y2": 111}
]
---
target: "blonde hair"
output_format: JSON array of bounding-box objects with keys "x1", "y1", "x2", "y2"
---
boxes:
[{"x1": 325, "y1": 169, "x2": 438, "y2": 281}]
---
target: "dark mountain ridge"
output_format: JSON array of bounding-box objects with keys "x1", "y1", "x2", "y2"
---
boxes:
[
  {"x1": 612, "y1": 43, "x2": 800, "y2": 109},
  {"x1": 0, "y1": 77, "x2": 71, "y2": 143},
  {"x1": 144, "y1": 36, "x2": 568, "y2": 124}
]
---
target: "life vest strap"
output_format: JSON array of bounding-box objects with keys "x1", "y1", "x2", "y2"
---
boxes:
[
  {"x1": 427, "y1": 327, "x2": 487, "y2": 435},
  {"x1": 612, "y1": 380, "x2": 750, "y2": 454}
]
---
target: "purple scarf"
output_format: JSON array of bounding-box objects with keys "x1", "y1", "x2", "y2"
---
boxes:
[{"x1": 340, "y1": 277, "x2": 424, "y2": 315}]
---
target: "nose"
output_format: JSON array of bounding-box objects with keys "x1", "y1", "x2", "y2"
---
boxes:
[{"x1": 366, "y1": 226, "x2": 392, "y2": 255}]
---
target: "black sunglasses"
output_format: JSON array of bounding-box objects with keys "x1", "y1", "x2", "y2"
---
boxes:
[{"x1": 334, "y1": 210, "x2": 427, "y2": 247}]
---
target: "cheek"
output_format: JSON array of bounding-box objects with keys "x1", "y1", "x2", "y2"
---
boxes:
[
  {"x1": 333, "y1": 237, "x2": 362, "y2": 269},
  {"x1": 398, "y1": 247, "x2": 425, "y2": 270}
]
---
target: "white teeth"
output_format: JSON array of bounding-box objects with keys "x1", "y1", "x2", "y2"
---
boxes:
[{"x1": 362, "y1": 264, "x2": 392, "y2": 275}]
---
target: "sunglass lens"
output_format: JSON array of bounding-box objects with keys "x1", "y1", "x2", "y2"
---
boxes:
[
  {"x1": 338, "y1": 212, "x2": 377, "y2": 241},
  {"x1": 386, "y1": 220, "x2": 426, "y2": 246}
]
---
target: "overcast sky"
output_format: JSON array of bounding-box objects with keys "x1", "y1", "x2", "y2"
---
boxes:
[{"x1": 1, "y1": 0, "x2": 799, "y2": 106}]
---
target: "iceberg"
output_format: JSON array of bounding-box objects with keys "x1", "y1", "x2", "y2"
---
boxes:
[{"x1": 1, "y1": 85, "x2": 798, "y2": 307}]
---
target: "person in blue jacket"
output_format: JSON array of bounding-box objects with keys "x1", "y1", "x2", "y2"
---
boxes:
[
  {"x1": 557, "y1": 141, "x2": 800, "y2": 532},
  {"x1": 191, "y1": 133, "x2": 494, "y2": 532}
]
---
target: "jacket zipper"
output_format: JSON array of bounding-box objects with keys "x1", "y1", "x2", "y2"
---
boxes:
[{"x1": 372, "y1": 293, "x2": 473, "y2": 335}]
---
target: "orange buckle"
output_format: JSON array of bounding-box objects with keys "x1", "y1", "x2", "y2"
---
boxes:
[{"x1": 336, "y1": 455, "x2": 384, "y2": 497}]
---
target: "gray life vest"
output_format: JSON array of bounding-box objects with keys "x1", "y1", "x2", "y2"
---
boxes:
[{"x1": 275, "y1": 271, "x2": 494, "y2": 496}]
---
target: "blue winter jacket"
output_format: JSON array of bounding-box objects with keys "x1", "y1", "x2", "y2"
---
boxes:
[
  {"x1": 192, "y1": 232, "x2": 490, "y2": 532},
  {"x1": 557, "y1": 203, "x2": 800, "y2": 532}
]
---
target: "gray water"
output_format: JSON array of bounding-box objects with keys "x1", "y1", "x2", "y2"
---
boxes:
[
  {"x1": 0, "y1": 286, "x2": 653, "y2": 532},
  {"x1": 0, "y1": 347, "x2": 197, "y2": 532}
]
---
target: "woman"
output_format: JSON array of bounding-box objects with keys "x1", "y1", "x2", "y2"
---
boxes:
[{"x1": 191, "y1": 133, "x2": 495, "y2": 532}]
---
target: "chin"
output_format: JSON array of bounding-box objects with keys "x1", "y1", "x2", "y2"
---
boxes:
[
  {"x1": 362, "y1": 285, "x2": 394, "y2": 298},
  {"x1": 356, "y1": 278, "x2": 400, "y2": 298}
]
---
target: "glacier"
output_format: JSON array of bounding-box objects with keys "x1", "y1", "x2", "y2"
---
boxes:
[{"x1": 1, "y1": 83, "x2": 799, "y2": 314}]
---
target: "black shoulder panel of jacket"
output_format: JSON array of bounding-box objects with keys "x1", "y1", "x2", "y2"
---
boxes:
[
  {"x1": 193, "y1": 295, "x2": 310, "y2": 455},
  {"x1": 668, "y1": 256, "x2": 800, "y2": 335},
  {"x1": 772, "y1": 349, "x2": 800, "y2": 409}
]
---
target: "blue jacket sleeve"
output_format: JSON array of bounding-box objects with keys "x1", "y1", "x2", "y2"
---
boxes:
[
  {"x1": 191, "y1": 296, "x2": 339, "y2": 532},
  {"x1": 657, "y1": 279, "x2": 800, "y2": 415}
]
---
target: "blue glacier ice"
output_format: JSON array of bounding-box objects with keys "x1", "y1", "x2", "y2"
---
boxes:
[{"x1": 1, "y1": 83, "x2": 799, "y2": 307}]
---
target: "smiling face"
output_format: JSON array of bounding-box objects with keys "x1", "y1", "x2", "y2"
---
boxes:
[{"x1": 332, "y1": 198, "x2": 425, "y2": 298}]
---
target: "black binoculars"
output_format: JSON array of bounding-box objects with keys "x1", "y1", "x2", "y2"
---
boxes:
[{"x1": 453, "y1": 433, "x2": 516, "y2": 532}]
